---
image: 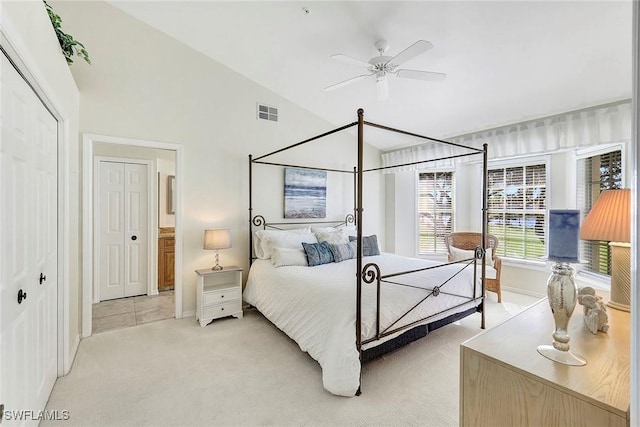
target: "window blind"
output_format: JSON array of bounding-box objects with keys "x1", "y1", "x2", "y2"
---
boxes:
[
  {"x1": 418, "y1": 172, "x2": 454, "y2": 254},
  {"x1": 487, "y1": 164, "x2": 546, "y2": 260},
  {"x1": 577, "y1": 150, "x2": 622, "y2": 274}
]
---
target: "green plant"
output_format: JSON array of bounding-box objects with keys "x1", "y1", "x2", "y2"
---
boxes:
[{"x1": 44, "y1": 1, "x2": 90, "y2": 65}]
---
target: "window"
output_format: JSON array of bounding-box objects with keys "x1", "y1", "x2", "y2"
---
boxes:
[
  {"x1": 487, "y1": 164, "x2": 546, "y2": 260},
  {"x1": 418, "y1": 172, "x2": 454, "y2": 253},
  {"x1": 577, "y1": 149, "x2": 622, "y2": 275}
]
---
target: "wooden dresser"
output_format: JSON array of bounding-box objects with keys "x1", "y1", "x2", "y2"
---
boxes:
[
  {"x1": 158, "y1": 234, "x2": 175, "y2": 291},
  {"x1": 460, "y1": 296, "x2": 630, "y2": 427}
]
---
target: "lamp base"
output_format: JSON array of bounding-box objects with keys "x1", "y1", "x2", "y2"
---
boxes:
[
  {"x1": 537, "y1": 345, "x2": 587, "y2": 366},
  {"x1": 608, "y1": 242, "x2": 630, "y2": 312},
  {"x1": 211, "y1": 251, "x2": 223, "y2": 270}
]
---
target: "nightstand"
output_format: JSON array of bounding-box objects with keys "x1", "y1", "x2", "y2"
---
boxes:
[{"x1": 195, "y1": 266, "x2": 243, "y2": 327}]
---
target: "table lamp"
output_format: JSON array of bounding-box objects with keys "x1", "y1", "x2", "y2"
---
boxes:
[
  {"x1": 537, "y1": 210, "x2": 586, "y2": 366},
  {"x1": 204, "y1": 228, "x2": 231, "y2": 270},
  {"x1": 579, "y1": 189, "x2": 631, "y2": 312}
]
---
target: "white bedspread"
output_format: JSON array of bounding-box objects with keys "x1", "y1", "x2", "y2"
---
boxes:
[{"x1": 243, "y1": 253, "x2": 482, "y2": 396}]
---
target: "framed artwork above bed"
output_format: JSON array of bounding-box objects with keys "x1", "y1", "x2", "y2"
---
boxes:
[{"x1": 284, "y1": 167, "x2": 326, "y2": 218}]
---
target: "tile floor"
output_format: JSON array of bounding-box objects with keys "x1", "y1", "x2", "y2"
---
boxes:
[{"x1": 92, "y1": 290, "x2": 175, "y2": 334}]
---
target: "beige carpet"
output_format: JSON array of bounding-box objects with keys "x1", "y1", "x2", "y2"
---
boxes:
[{"x1": 44, "y1": 291, "x2": 539, "y2": 427}]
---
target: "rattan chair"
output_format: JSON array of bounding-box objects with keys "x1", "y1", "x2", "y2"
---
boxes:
[{"x1": 444, "y1": 232, "x2": 502, "y2": 303}]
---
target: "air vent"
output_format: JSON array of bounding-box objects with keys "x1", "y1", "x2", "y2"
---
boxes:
[{"x1": 257, "y1": 103, "x2": 278, "y2": 122}]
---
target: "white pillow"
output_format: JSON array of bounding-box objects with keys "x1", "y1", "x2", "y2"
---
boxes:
[
  {"x1": 255, "y1": 229, "x2": 316, "y2": 259},
  {"x1": 271, "y1": 247, "x2": 308, "y2": 267},
  {"x1": 449, "y1": 246, "x2": 494, "y2": 268},
  {"x1": 314, "y1": 229, "x2": 348, "y2": 244},
  {"x1": 312, "y1": 225, "x2": 355, "y2": 242}
]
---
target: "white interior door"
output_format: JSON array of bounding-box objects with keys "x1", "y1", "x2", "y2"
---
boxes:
[
  {"x1": 0, "y1": 52, "x2": 58, "y2": 425},
  {"x1": 98, "y1": 161, "x2": 148, "y2": 301}
]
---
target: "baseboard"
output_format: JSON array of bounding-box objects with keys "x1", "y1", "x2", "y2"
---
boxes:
[
  {"x1": 64, "y1": 333, "x2": 81, "y2": 376},
  {"x1": 502, "y1": 285, "x2": 545, "y2": 298},
  {"x1": 182, "y1": 309, "x2": 196, "y2": 318}
]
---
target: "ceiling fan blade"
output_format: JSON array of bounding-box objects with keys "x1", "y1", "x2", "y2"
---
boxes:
[
  {"x1": 396, "y1": 69, "x2": 446, "y2": 81},
  {"x1": 386, "y1": 40, "x2": 433, "y2": 67},
  {"x1": 330, "y1": 54, "x2": 372, "y2": 68},
  {"x1": 324, "y1": 74, "x2": 373, "y2": 91}
]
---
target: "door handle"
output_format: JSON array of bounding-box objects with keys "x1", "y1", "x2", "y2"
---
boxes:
[
  {"x1": 131, "y1": 235, "x2": 137, "y2": 241},
  {"x1": 17, "y1": 289, "x2": 27, "y2": 304},
  {"x1": 39, "y1": 272, "x2": 47, "y2": 285}
]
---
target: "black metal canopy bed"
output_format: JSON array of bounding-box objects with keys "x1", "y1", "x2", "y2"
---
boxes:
[{"x1": 245, "y1": 109, "x2": 489, "y2": 396}]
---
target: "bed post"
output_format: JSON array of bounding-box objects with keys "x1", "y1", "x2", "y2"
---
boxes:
[
  {"x1": 353, "y1": 166, "x2": 357, "y2": 225},
  {"x1": 356, "y1": 108, "x2": 364, "y2": 395},
  {"x1": 481, "y1": 144, "x2": 488, "y2": 329},
  {"x1": 249, "y1": 154, "x2": 254, "y2": 268}
]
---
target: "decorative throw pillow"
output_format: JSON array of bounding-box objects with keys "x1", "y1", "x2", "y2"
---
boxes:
[
  {"x1": 449, "y1": 246, "x2": 494, "y2": 268},
  {"x1": 271, "y1": 247, "x2": 308, "y2": 267},
  {"x1": 328, "y1": 241, "x2": 357, "y2": 263},
  {"x1": 302, "y1": 241, "x2": 334, "y2": 266},
  {"x1": 348, "y1": 235, "x2": 380, "y2": 256}
]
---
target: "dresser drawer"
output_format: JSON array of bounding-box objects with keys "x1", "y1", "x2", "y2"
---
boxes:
[
  {"x1": 203, "y1": 288, "x2": 241, "y2": 306},
  {"x1": 203, "y1": 300, "x2": 241, "y2": 319}
]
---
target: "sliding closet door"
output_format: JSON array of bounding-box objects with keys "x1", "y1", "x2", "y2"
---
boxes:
[{"x1": 0, "y1": 51, "x2": 58, "y2": 425}]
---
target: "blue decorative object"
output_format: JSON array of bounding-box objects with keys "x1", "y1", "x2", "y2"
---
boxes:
[
  {"x1": 284, "y1": 168, "x2": 327, "y2": 218},
  {"x1": 547, "y1": 210, "x2": 580, "y2": 263},
  {"x1": 302, "y1": 241, "x2": 334, "y2": 266}
]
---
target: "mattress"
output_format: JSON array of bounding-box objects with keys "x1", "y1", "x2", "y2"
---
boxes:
[{"x1": 243, "y1": 253, "x2": 482, "y2": 396}]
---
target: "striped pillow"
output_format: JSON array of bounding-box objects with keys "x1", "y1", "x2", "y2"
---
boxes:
[
  {"x1": 328, "y1": 241, "x2": 357, "y2": 263},
  {"x1": 349, "y1": 235, "x2": 380, "y2": 256}
]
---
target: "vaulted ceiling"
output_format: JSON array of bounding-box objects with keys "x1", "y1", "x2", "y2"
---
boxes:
[{"x1": 109, "y1": 1, "x2": 632, "y2": 150}]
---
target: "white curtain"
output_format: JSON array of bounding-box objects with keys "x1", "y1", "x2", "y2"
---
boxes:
[{"x1": 381, "y1": 100, "x2": 632, "y2": 171}]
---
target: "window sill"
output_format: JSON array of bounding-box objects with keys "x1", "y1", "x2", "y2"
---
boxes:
[
  {"x1": 574, "y1": 270, "x2": 610, "y2": 290},
  {"x1": 500, "y1": 257, "x2": 548, "y2": 272}
]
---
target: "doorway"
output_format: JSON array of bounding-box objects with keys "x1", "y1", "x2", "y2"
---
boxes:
[
  {"x1": 95, "y1": 158, "x2": 150, "y2": 302},
  {"x1": 82, "y1": 134, "x2": 183, "y2": 337}
]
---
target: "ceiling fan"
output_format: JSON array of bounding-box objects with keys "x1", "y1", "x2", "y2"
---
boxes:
[{"x1": 324, "y1": 39, "x2": 446, "y2": 100}]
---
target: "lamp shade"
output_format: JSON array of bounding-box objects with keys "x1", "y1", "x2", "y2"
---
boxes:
[
  {"x1": 203, "y1": 229, "x2": 232, "y2": 250},
  {"x1": 580, "y1": 189, "x2": 631, "y2": 243}
]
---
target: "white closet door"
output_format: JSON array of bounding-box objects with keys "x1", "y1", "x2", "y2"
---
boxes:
[
  {"x1": 98, "y1": 161, "x2": 147, "y2": 301},
  {"x1": 0, "y1": 52, "x2": 58, "y2": 425},
  {"x1": 123, "y1": 163, "x2": 147, "y2": 297}
]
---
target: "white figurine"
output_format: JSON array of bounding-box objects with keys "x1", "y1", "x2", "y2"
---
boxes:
[{"x1": 577, "y1": 286, "x2": 609, "y2": 334}]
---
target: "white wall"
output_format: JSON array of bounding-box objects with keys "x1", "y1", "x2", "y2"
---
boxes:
[
  {"x1": 1, "y1": 0, "x2": 81, "y2": 373},
  {"x1": 52, "y1": 0, "x2": 384, "y2": 317}
]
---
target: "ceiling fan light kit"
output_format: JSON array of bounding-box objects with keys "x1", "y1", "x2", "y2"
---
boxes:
[{"x1": 325, "y1": 39, "x2": 446, "y2": 99}]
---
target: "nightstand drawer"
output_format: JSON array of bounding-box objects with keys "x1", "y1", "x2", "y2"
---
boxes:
[
  {"x1": 203, "y1": 300, "x2": 241, "y2": 319},
  {"x1": 202, "y1": 270, "x2": 240, "y2": 287},
  {"x1": 203, "y1": 288, "x2": 241, "y2": 305}
]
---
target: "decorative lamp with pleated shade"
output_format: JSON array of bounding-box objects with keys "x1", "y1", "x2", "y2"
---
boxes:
[
  {"x1": 579, "y1": 189, "x2": 631, "y2": 311},
  {"x1": 203, "y1": 228, "x2": 232, "y2": 270}
]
